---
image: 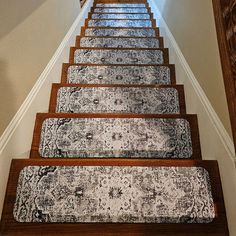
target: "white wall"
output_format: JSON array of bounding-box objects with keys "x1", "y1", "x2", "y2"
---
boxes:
[
  {"x1": 0, "y1": 0, "x2": 94, "y2": 218},
  {"x1": 148, "y1": 0, "x2": 236, "y2": 235}
]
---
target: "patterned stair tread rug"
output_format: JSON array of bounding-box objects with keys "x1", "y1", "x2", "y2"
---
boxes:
[
  {"x1": 84, "y1": 28, "x2": 157, "y2": 37},
  {"x1": 91, "y1": 13, "x2": 151, "y2": 19},
  {"x1": 96, "y1": 3, "x2": 146, "y2": 7},
  {"x1": 94, "y1": 8, "x2": 149, "y2": 13},
  {"x1": 39, "y1": 118, "x2": 193, "y2": 158},
  {"x1": 79, "y1": 37, "x2": 160, "y2": 48},
  {"x1": 14, "y1": 165, "x2": 215, "y2": 223},
  {"x1": 56, "y1": 87, "x2": 180, "y2": 114},
  {"x1": 73, "y1": 49, "x2": 165, "y2": 64},
  {"x1": 88, "y1": 19, "x2": 152, "y2": 27},
  {"x1": 66, "y1": 65, "x2": 171, "y2": 84}
]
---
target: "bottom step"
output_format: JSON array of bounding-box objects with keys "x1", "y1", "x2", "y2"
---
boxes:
[{"x1": 0, "y1": 159, "x2": 228, "y2": 235}]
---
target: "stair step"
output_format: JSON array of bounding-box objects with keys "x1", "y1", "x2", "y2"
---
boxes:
[
  {"x1": 86, "y1": 19, "x2": 155, "y2": 28},
  {"x1": 1, "y1": 159, "x2": 228, "y2": 235},
  {"x1": 81, "y1": 27, "x2": 159, "y2": 37},
  {"x1": 76, "y1": 36, "x2": 163, "y2": 48},
  {"x1": 61, "y1": 64, "x2": 175, "y2": 84},
  {"x1": 49, "y1": 84, "x2": 186, "y2": 114},
  {"x1": 30, "y1": 113, "x2": 201, "y2": 159},
  {"x1": 95, "y1": 3, "x2": 147, "y2": 7},
  {"x1": 90, "y1": 13, "x2": 151, "y2": 19},
  {"x1": 93, "y1": 7, "x2": 149, "y2": 13},
  {"x1": 70, "y1": 48, "x2": 169, "y2": 64}
]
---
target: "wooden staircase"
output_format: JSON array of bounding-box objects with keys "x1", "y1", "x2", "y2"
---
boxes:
[{"x1": 0, "y1": 0, "x2": 229, "y2": 235}]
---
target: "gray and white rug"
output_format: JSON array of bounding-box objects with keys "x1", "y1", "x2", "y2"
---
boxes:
[
  {"x1": 74, "y1": 49, "x2": 164, "y2": 64},
  {"x1": 14, "y1": 165, "x2": 215, "y2": 223},
  {"x1": 56, "y1": 87, "x2": 180, "y2": 114},
  {"x1": 66, "y1": 65, "x2": 171, "y2": 84},
  {"x1": 96, "y1": 3, "x2": 146, "y2": 7},
  {"x1": 39, "y1": 118, "x2": 193, "y2": 158},
  {"x1": 79, "y1": 37, "x2": 160, "y2": 48},
  {"x1": 91, "y1": 13, "x2": 151, "y2": 19},
  {"x1": 84, "y1": 28, "x2": 156, "y2": 37},
  {"x1": 94, "y1": 8, "x2": 148, "y2": 13},
  {"x1": 88, "y1": 19, "x2": 152, "y2": 27}
]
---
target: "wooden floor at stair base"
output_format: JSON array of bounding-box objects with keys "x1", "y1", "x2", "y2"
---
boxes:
[
  {"x1": 30, "y1": 113, "x2": 201, "y2": 159},
  {"x1": 61, "y1": 63, "x2": 176, "y2": 85},
  {"x1": 49, "y1": 83, "x2": 186, "y2": 114},
  {"x1": 0, "y1": 159, "x2": 229, "y2": 236}
]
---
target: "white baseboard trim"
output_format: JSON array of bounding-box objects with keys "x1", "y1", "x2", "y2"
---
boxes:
[
  {"x1": 149, "y1": 0, "x2": 235, "y2": 163},
  {"x1": 0, "y1": 0, "x2": 93, "y2": 156}
]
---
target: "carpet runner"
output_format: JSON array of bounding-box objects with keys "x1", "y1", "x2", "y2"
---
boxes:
[
  {"x1": 13, "y1": 165, "x2": 214, "y2": 223},
  {"x1": 83, "y1": 28, "x2": 157, "y2": 37},
  {"x1": 78, "y1": 37, "x2": 161, "y2": 48},
  {"x1": 64, "y1": 65, "x2": 172, "y2": 84},
  {"x1": 0, "y1": 0, "x2": 229, "y2": 235}
]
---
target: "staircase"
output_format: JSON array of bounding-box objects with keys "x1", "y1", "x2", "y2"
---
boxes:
[{"x1": 0, "y1": 0, "x2": 229, "y2": 235}]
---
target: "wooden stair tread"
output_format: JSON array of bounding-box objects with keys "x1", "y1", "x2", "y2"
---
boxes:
[
  {"x1": 49, "y1": 83, "x2": 186, "y2": 114},
  {"x1": 69, "y1": 47, "x2": 169, "y2": 64},
  {"x1": 76, "y1": 36, "x2": 164, "y2": 48},
  {"x1": 0, "y1": 159, "x2": 229, "y2": 235},
  {"x1": 30, "y1": 113, "x2": 201, "y2": 159},
  {"x1": 61, "y1": 63, "x2": 175, "y2": 84}
]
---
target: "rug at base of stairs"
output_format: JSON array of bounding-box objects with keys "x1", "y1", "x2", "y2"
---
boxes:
[{"x1": 14, "y1": 165, "x2": 214, "y2": 223}]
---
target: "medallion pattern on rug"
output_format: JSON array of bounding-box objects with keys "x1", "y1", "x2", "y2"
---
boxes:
[
  {"x1": 14, "y1": 166, "x2": 215, "y2": 223},
  {"x1": 74, "y1": 49, "x2": 164, "y2": 64},
  {"x1": 56, "y1": 87, "x2": 180, "y2": 114},
  {"x1": 67, "y1": 65, "x2": 171, "y2": 84},
  {"x1": 96, "y1": 3, "x2": 146, "y2": 7},
  {"x1": 94, "y1": 8, "x2": 148, "y2": 13},
  {"x1": 39, "y1": 118, "x2": 192, "y2": 158},
  {"x1": 91, "y1": 14, "x2": 150, "y2": 19},
  {"x1": 80, "y1": 37, "x2": 159, "y2": 48},
  {"x1": 88, "y1": 19, "x2": 152, "y2": 27},
  {"x1": 84, "y1": 28, "x2": 156, "y2": 37}
]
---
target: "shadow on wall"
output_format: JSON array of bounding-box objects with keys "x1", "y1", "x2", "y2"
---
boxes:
[
  {"x1": 80, "y1": 0, "x2": 87, "y2": 7},
  {"x1": 0, "y1": 60, "x2": 16, "y2": 135},
  {"x1": 0, "y1": 0, "x2": 47, "y2": 40}
]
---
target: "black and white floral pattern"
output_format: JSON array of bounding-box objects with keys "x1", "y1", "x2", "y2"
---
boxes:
[
  {"x1": 88, "y1": 19, "x2": 152, "y2": 27},
  {"x1": 39, "y1": 118, "x2": 193, "y2": 158},
  {"x1": 14, "y1": 165, "x2": 215, "y2": 223},
  {"x1": 67, "y1": 65, "x2": 171, "y2": 84},
  {"x1": 56, "y1": 87, "x2": 180, "y2": 114},
  {"x1": 96, "y1": 3, "x2": 146, "y2": 7},
  {"x1": 80, "y1": 37, "x2": 159, "y2": 48},
  {"x1": 91, "y1": 13, "x2": 150, "y2": 19},
  {"x1": 84, "y1": 28, "x2": 156, "y2": 37},
  {"x1": 74, "y1": 49, "x2": 164, "y2": 64},
  {"x1": 94, "y1": 8, "x2": 148, "y2": 13}
]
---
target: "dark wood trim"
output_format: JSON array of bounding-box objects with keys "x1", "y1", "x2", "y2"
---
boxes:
[
  {"x1": 29, "y1": 113, "x2": 201, "y2": 160},
  {"x1": 61, "y1": 63, "x2": 176, "y2": 84},
  {"x1": 69, "y1": 47, "x2": 169, "y2": 64},
  {"x1": 80, "y1": 26, "x2": 160, "y2": 37},
  {"x1": 0, "y1": 159, "x2": 229, "y2": 235},
  {"x1": 212, "y1": 0, "x2": 236, "y2": 149},
  {"x1": 48, "y1": 83, "x2": 186, "y2": 113},
  {"x1": 75, "y1": 35, "x2": 164, "y2": 48}
]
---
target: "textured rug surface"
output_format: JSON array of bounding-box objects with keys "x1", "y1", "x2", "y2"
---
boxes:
[
  {"x1": 39, "y1": 118, "x2": 192, "y2": 158},
  {"x1": 88, "y1": 19, "x2": 152, "y2": 27},
  {"x1": 96, "y1": 3, "x2": 146, "y2": 7},
  {"x1": 94, "y1": 8, "x2": 148, "y2": 13},
  {"x1": 84, "y1": 28, "x2": 156, "y2": 37},
  {"x1": 56, "y1": 87, "x2": 180, "y2": 114},
  {"x1": 74, "y1": 49, "x2": 164, "y2": 64},
  {"x1": 79, "y1": 37, "x2": 160, "y2": 48},
  {"x1": 14, "y1": 165, "x2": 215, "y2": 223},
  {"x1": 91, "y1": 13, "x2": 150, "y2": 19},
  {"x1": 67, "y1": 65, "x2": 171, "y2": 84}
]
